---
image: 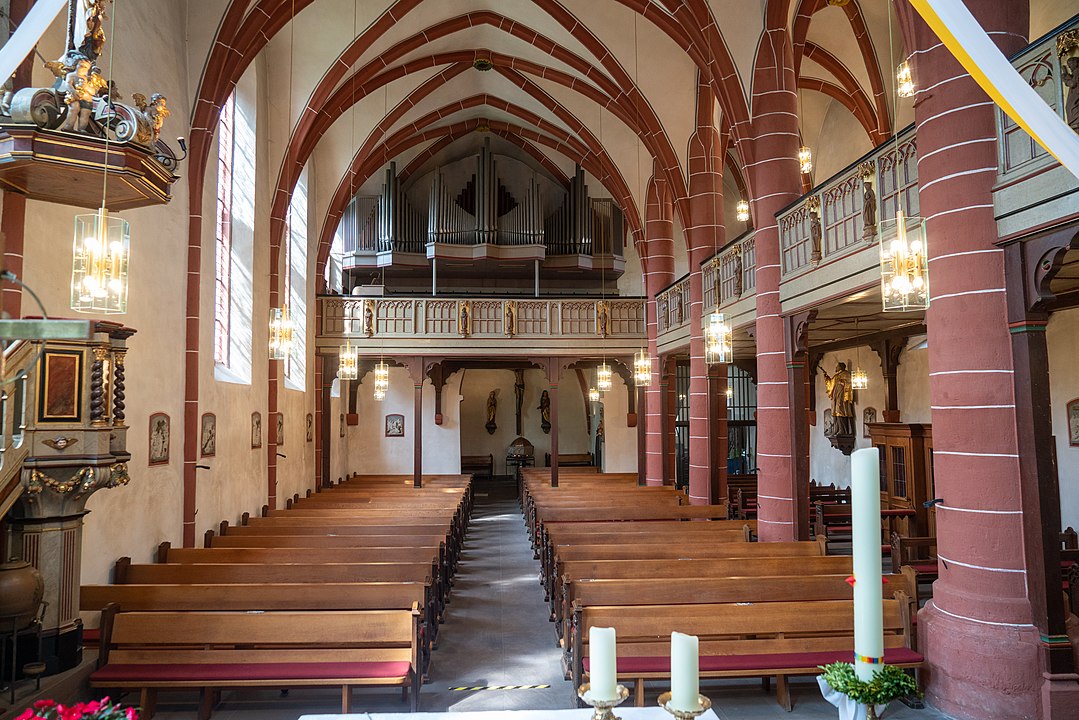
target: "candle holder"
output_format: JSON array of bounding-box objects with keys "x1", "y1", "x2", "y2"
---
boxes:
[
  {"x1": 577, "y1": 683, "x2": 630, "y2": 720},
  {"x1": 657, "y1": 691, "x2": 712, "y2": 719}
]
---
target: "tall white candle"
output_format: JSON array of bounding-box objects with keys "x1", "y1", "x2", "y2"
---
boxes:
[
  {"x1": 670, "y1": 631, "x2": 700, "y2": 711},
  {"x1": 851, "y1": 447, "x2": 884, "y2": 681},
  {"x1": 589, "y1": 626, "x2": 618, "y2": 701}
]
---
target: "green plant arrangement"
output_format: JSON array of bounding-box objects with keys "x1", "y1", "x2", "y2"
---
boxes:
[
  {"x1": 819, "y1": 662, "x2": 921, "y2": 719},
  {"x1": 15, "y1": 697, "x2": 138, "y2": 720}
]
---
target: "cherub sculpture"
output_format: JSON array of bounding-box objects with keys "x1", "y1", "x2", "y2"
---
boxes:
[{"x1": 59, "y1": 57, "x2": 106, "y2": 133}]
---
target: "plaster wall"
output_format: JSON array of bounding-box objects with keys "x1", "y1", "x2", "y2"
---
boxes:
[
  {"x1": 346, "y1": 367, "x2": 464, "y2": 475},
  {"x1": 596, "y1": 372, "x2": 638, "y2": 473},
  {"x1": 1048, "y1": 308, "x2": 1079, "y2": 531},
  {"x1": 17, "y1": 1, "x2": 192, "y2": 583}
]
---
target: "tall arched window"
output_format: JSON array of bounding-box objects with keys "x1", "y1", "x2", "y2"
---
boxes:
[
  {"x1": 284, "y1": 171, "x2": 308, "y2": 389},
  {"x1": 214, "y1": 87, "x2": 256, "y2": 383}
]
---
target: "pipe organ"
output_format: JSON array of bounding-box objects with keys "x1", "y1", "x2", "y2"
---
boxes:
[{"x1": 343, "y1": 138, "x2": 623, "y2": 262}]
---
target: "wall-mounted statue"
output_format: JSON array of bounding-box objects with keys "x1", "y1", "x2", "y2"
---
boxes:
[
  {"x1": 821, "y1": 361, "x2": 856, "y2": 455},
  {"x1": 808, "y1": 197, "x2": 823, "y2": 266},
  {"x1": 1064, "y1": 55, "x2": 1079, "y2": 132},
  {"x1": 860, "y1": 160, "x2": 877, "y2": 242},
  {"x1": 362, "y1": 299, "x2": 375, "y2": 337},
  {"x1": 485, "y1": 390, "x2": 497, "y2": 434},
  {"x1": 731, "y1": 248, "x2": 743, "y2": 298},
  {"x1": 538, "y1": 390, "x2": 551, "y2": 434},
  {"x1": 596, "y1": 301, "x2": 612, "y2": 337},
  {"x1": 459, "y1": 300, "x2": 472, "y2": 337},
  {"x1": 504, "y1": 301, "x2": 517, "y2": 336}
]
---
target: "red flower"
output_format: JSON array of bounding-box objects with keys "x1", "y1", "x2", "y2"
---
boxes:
[
  {"x1": 125, "y1": 708, "x2": 139, "y2": 720},
  {"x1": 14, "y1": 709, "x2": 35, "y2": 720},
  {"x1": 33, "y1": 700, "x2": 57, "y2": 710}
]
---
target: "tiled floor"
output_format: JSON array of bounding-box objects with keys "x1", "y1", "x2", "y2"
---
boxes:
[{"x1": 141, "y1": 480, "x2": 949, "y2": 719}]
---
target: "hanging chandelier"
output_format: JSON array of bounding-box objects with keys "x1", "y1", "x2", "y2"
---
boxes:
[
  {"x1": 896, "y1": 61, "x2": 915, "y2": 98},
  {"x1": 373, "y1": 360, "x2": 389, "y2": 401},
  {"x1": 725, "y1": 385, "x2": 733, "y2": 400},
  {"x1": 338, "y1": 339, "x2": 358, "y2": 380},
  {"x1": 634, "y1": 349, "x2": 651, "y2": 387},
  {"x1": 705, "y1": 312, "x2": 732, "y2": 365},
  {"x1": 588, "y1": 386, "x2": 600, "y2": 403},
  {"x1": 71, "y1": 207, "x2": 130, "y2": 314},
  {"x1": 798, "y1": 146, "x2": 813, "y2": 175},
  {"x1": 268, "y1": 305, "x2": 293, "y2": 359},
  {"x1": 851, "y1": 367, "x2": 869, "y2": 390},
  {"x1": 736, "y1": 200, "x2": 750, "y2": 223},
  {"x1": 880, "y1": 211, "x2": 929, "y2": 311},
  {"x1": 597, "y1": 363, "x2": 613, "y2": 392}
]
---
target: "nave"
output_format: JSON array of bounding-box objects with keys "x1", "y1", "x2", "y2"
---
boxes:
[{"x1": 126, "y1": 475, "x2": 944, "y2": 720}]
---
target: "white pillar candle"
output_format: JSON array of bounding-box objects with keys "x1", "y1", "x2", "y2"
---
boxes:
[
  {"x1": 670, "y1": 631, "x2": 700, "y2": 711},
  {"x1": 851, "y1": 447, "x2": 884, "y2": 681},
  {"x1": 589, "y1": 626, "x2": 618, "y2": 701}
]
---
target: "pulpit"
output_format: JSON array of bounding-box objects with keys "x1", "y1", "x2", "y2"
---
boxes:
[{"x1": 867, "y1": 423, "x2": 934, "y2": 536}]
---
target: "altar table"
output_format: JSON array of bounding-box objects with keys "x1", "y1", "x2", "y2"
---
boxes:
[{"x1": 300, "y1": 709, "x2": 721, "y2": 720}]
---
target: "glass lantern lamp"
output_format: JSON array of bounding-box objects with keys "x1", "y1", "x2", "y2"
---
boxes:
[
  {"x1": 798, "y1": 146, "x2": 813, "y2": 175},
  {"x1": 597, "y1": 363, "x2": 613, "y2": 392},
  {"x1": 879, "y1": 211, "x2": 929, "y2": 311},
  {"x1": 373, "y1": 360, "x2": 389, "y2": 400},
  {"x1": 851, "y1": 367, "x2": 869, "y2": 390},
  {"x1": 268, "y1": 305, "x2": 293, "y2": 360},
  {"x1": 897, "y1": 61, "x2": 915, "y2": 98},
  {"x1": 338, "y1": 339, "x2": 359, "y2": 380},
  {"x1": 705, "y1": 313, "x2": 732, "y2": 365},
  {"x1": 588, "y1": 386, "x2": 600, "y2": 403},
  {"x1": 736, "y1": 200, "x2": 750, "y2": 223},
  {"x1": 634, "y1": 349, "x2": 651, "y2": 387},
  {"x1": 71, "y1": 207, "x2": 130, "y2": 314}
]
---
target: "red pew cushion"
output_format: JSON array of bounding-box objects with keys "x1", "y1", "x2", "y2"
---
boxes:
[
  {"x1": 91, "y1": 661, "x2": 411, "y2": 684},
  {"x1": 585, "y1": 648, "x2": 923, "y2": 674}
]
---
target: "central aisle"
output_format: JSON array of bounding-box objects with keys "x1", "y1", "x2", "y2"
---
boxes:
[{"x1": 417, "y1": 481, "x2": 570, "y2": 712}]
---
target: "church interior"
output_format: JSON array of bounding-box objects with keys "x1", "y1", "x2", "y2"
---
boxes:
[{"x1": 1, "y1": 0, "x2": 1079, "y2": 718}]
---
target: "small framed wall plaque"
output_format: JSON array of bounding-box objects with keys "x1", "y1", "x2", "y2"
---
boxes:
[
  {"x1": 201, "y1": 413, "x2": 217, "y2": 457},
  {"x1": 149, "y1": 412, "x2": 170, "y2": 465},
  {"x1": 385, "y1": 413, "x2": 405, "y2": 438},
  {"x1": 1069, "y1": 399, "x2": 1079, "y2": 447},
  {"x1": 251, "y1": 411, "x2": 262, "y2": 449}
]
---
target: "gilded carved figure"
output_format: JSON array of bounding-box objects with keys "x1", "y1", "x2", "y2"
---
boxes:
[
  {"x1": 731, "y1": 249, "x2": 743, "y2": 298},
  {"x1": 821, "y1": 362, "x2": 855, "y2": 438},
  {"x1": 538, "y1": 390, "x2": 551, "y2": 434},
  {"x1": 59, "y1": 57, "x2": 106, "y2": 133}
]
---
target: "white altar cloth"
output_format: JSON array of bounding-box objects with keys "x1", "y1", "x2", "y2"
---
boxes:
[{"x1": 300, "y1": 709, "x2": 721, "y2": 720}]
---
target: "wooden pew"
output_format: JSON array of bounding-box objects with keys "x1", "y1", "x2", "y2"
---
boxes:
[
  {"x1": 572, "y1": 598, "x2": 922, "y2": 710},
  {"x1": 91, "y1": 608, "x2": 421, "y2": 719},
  {"x1": 80, "y1": 581, "x2": 438, "y2": 678},
  {"x1": 890, "y1": 532, "x2": 939, "y2": 584},
  {"x1": 548, "y1": 539, "x2": 828, "y2": 611},
  {"x1": 544, "y1": 452, "x2": 594, "y2": 467},
  {"x1": 564, "y1": 570, "x2": 919, "y2": 664}
]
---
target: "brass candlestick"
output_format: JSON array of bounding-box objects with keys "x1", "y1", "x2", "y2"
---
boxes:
[
  {"x1": 657, "y1": 691, "x2": 712, "y2": 719},
  {"x1": 578, "y1": 683, "x2": 630, "y2": 720}
]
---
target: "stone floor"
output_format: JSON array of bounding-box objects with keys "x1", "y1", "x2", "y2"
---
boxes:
[{"x1": 118, "y1": 479, "x2": 950, "y2": 719}]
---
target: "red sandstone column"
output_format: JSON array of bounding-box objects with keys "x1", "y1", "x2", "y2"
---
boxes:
[
  {"x1": 685, "y1": 81, "x2": 726, "y2": 505},
  {"x1": 895, "y1": 2, "x2": 1063, "y2": 718},
  {"x1": 643, "y1": 171, "x2": 675, "y2": 486},
  {"x1": 747, "y1": 27, "x2": 804, "y2": 541}
]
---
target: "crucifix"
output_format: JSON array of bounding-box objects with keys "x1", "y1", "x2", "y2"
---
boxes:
[{"x1": 514, "y1": 368, "x2": 525, "y2": 436}]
